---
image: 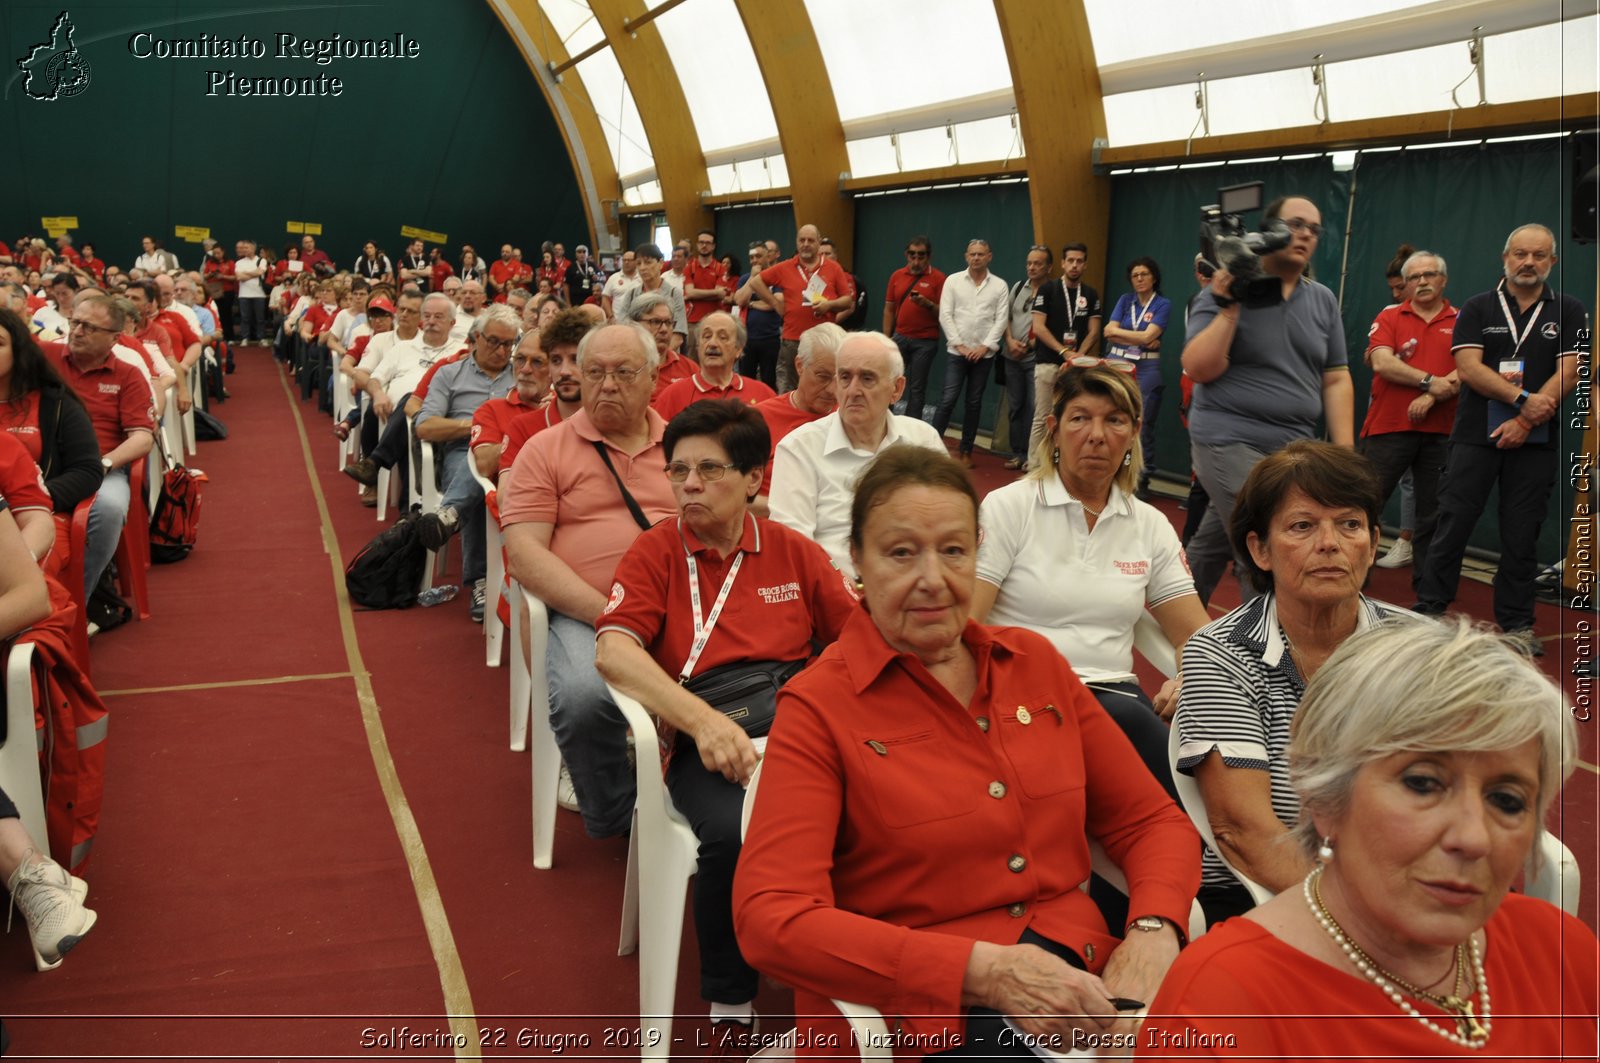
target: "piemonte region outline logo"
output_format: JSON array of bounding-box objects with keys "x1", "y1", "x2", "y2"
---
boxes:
[{"x1": 17, "y1": 11, "x2": 92, "y2": 101}]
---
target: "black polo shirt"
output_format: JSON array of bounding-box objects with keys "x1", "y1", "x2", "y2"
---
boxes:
[
  {"x1": 1032, "y1": 281, "x2": 1102, "y2": 365},
  {"x1": 1450, "y1": 279, "x2": 1585, "y2": 450}
]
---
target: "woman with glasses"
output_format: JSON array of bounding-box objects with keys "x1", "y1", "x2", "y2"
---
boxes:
[
  {"x1": 1102, "y1": 257, "x2": 1171, "y2": 499},
  {"x1": 595, "y1": 398, "x2": 856, "y2": 1044}
]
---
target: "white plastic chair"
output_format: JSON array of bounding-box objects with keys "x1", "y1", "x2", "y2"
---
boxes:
[
  {"x1": 607, "y1": 683, "x2": 702, "y2": 1063},
  {"x1": 411, "y1": 417, "x2": 452, "y2": 588},
  {"x1": 1, "y1": 643, "x2": 49, "y2": 849},
  {"x1": 333, "y1": 365, "x2": 361, "y2": 472},
  {"x1": 516, "y1": 586, "x2": 558, "y2": 868},
  {"x1": 471, "y1": 468, "x2": 505, "y2": 667},
  {"x1": 1132, "y1": 610, "x2": 1177, "y2": 678},
  {"x1": 182, "y1": 360, "x2": 201, "y2": 457},
  {"x1": 1528, "y1": 833, "x2": 1581, "y2": 916}
]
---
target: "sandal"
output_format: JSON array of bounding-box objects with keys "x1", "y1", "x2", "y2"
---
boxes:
[{"x1": 1003, "y1": 457, "x2": 1026, "y2": 470}]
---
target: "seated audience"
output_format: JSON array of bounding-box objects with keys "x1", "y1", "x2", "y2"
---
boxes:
[
  {"x1": 768, "y1": 332, "x2": 944, "y2": 576},
  {"x1": 627, "y1": 293, "x2": 696, "y2": 402},
  {"x1": 0, "y1": 310, "x2": 101, "y2": 521},
  {"x1": 734, "y1": 446, "x2": 1200, "y2": 1056},
  {"x1": 975, "y1": 360, "x2": 1209, "y2": 795},
  {"x1": 1176, "y1": 440, "x2": 1404, "y2": 925},
  {"x1": 496, "y1": 307, "x2": 590, "y2": 475},
  {"x1": 752, "y1": 322, "x2": 842, "y2": 513},
  {"x1": 595, "y1": 399, "x2": 855, "y2": 1042},
  {"x1": 1143, "y1": 618, "x2": 1597, "y2": 1058},
  {"x1": 470, "y1": 329, "x2": 549, "y2": 483},
  {"x1": 500, "y1": 321, "x2": 676, "y2": 838}
]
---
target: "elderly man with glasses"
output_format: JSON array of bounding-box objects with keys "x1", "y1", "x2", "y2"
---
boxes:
[
  {"x1": 626, "y1": 291, "x2": 696, "y2": 402},
  {"x1": 501, "y1": 321, "x2": 676, "y2": 838},
  {"x1": 882, "y1": 235, "x2": 947, "y2": 423},
  {"x1": 413, "y1": 305, "x2": 519, "y2": 622},
  {"x1": 41, "y1": 295, "x2": 154, "y2": 597}
]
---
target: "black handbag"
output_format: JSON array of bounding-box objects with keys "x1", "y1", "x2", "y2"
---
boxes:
[{"x1": 682, "y1": 658, "x2": 807, "y2": 738}]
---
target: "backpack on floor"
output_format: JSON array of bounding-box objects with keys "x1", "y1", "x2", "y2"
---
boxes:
[
  {"x1": 150, "y1": 464, "x2": 204, "y2": 563},
  {"x1": 86, "y1": 565, "x2": 133, "y2": 632},
  {"x1": 345, "y1": 506, "x2": 427, "y2": 609},
  {"x1": 194, "y1": 408, "x2": 228, "y2": 440}
]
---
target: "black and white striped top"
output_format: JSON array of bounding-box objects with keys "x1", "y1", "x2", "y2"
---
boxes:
[{"x1": 1174, "y1": 592, "x2": 1407, "y2": 890}]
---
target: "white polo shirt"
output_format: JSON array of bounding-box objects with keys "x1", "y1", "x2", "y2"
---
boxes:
[
  {"x1": 977, "y1": 474, "x2": 1195, "y2": 683},
  {"x1": 769, "y1": 410, "x2": 946, "y2": 577}
]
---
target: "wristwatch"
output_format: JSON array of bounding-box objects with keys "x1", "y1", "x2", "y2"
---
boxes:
[
  {"x1": 1513, "y1": 388, "x2": 1530, "y2": 409},
  {"x1": 1128, "y1": 915, "x2": 1185, "y2": 946},
  {"x1": 1417, "y1": 373, "x2": 1433, "y2": 392},
  {"x1": 101, "y1": 457, "x2": 113, "y2": 472}
]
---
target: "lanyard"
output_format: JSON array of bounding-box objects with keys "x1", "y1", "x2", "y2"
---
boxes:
[
  {"x1": 1127, "y1": 294, "x2": 1153, "y2": 330},
  {"x1": 1495, "y1": 284, "x2": 1544, "y2": 361},
  {"x1": 1062, "y1": 281, "x2": 1079, "y2": 330},
  {"x1": 678, "y1": 519, "x2": 745, "y2": 682}
]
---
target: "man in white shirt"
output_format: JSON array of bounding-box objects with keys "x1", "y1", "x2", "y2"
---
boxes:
[
  {"x1": 769, "y1": 332, "x2": 946, "y2": 576},
  {"x1": 234, "y1": 240, "x2": 269, "y2": 345},
  {"x1": 600, "y1": 250, "x2": 639, "y2": 319},
  {"x1": 932, "y1": 239, "x2": 1009, "y2": 468}
]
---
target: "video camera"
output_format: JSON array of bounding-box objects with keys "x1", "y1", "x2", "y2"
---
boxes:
[{"x1": 1198, "y1": 181, "x2": 1292, "y2": 309}]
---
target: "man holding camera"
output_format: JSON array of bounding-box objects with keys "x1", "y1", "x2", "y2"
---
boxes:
[{"x1": 1180, "y1": 194, "x2": 1353, "y2": 605}]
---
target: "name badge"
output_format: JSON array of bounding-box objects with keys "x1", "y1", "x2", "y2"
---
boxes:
[{"x1": 1498, "y1": 359, "x2": 1524, "y2": 387}]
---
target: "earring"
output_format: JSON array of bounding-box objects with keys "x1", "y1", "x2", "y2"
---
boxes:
[
  {"x1": 852, "y1": 577, "x2": 865, "y2": 596},
  {"x1": 1317, "y1": 836, "x2": 1335, "y2": 864},
  {"x1": 1051, "y1": 447, "x2": 1061, "y2": 466},
  {"x1": 1122, "y1": 451, "x2": 1133, "y2": 468}
]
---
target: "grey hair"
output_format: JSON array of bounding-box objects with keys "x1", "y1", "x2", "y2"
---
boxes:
[
  {"x1": 420, "y1": 292, "x2": 455, "y2": 316},
  {"x1": 1503, "y1": 223, "x2": 1557, "y2": 254},
  {"x1": 576, "y1": 321, "x2": 659, "y2": 371},
  {"x1": 478, "y1": 303, "x2": 521, "y2": 335},
  {"x1": 839, "y1": 331, "x2": 904, "y2": 379},
  {"x1": 966, "y1": 239, "x2": 991, "y2": 252},
  {"x1": 1289, "y1": 616, "x2": 1574, "y2": 861},
  {"x1": 795, "y1": 321, "x2": 847, "y2": 369},
  {"x1": 627, "y1": 292, "x2": 672, "y2": 324},
  {"x1": 699, "y1": 310, "x2": 746, "y2": 351},
  {"x1": 1401, "y1": 250, "x2": 1448, "y2": 280}
]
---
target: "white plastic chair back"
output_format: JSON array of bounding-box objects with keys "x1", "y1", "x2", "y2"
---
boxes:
[
  {"x1": 333, "y1": 367, "x2": 360, "y2": 471},
  {"x1": 1527, "y1": 833, "x2": 1580, "y2": 916},
  {"x1": 1, "y1": 644, "x2": 49, "y2": 849},
  {"x1": 1167, "y1": 725, "x2": 1273, "y2": 906},
  {"x1": 473, "y1": 469, "x2": 505, "y2": 667},
  {"x1": 1133, "y1": 610, "x2": 1178, "y2": 678},
  {"x1": 516, "y1": 587, "x2": 557, "y2": 868},
  {"x1": 182, "y1": 361, "x2": 200, "y2": 457},
  {"x1": 607, "y1": 683, "x2": 701, "y2": 1063}
]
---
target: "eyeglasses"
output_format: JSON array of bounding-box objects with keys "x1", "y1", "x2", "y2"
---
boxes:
[
  {"x1": 641, "y1": 316, "x2": 674, "y2": 329},
  {"x1": 513, "y1": 354, "x2": 549, "y2": 369},
  {"x1": 1067, "y1": 356, "x2": 1135, "y2": 374},
  {"x1": 664, "y1": 460, "x2": 739, "y2": 483},
  {"x1": 1283, "y1": 218, "x2": 1325, "y2": 238},
  {"x1": 582, "y1": 364, "x2": 648, "y2": 385},
  {"x1": 1129, "y1": 270, "x2": 1153, "y2": 278},
  {"x1": 1404, "y1": 270, "x2": 1444, "y2": 283},
  {"x1": 905, "y1": 249, "x2": 929, "y2": 258},
  {"x1": 69, "y1": 319, "x2": 118, "y2": 336},
  {"x1": 479, "y1": 333, "x2": 518, "y2": 350}
]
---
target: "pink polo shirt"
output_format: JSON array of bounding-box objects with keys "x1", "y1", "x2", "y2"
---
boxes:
[{"x1": 498, "y1": 407, "x2": 676, "y2": 595}]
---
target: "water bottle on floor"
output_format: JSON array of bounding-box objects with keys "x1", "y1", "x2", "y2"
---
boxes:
[{"x1": 417, "y1": 584, "x2": 459, "y2": 607}]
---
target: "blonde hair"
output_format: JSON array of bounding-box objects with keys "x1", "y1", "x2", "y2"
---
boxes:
[{"x1": 1028, "y1": 361, "x2": 1143, "y2": 494}]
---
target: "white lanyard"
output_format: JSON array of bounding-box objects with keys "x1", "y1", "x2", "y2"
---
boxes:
[
  {"x1": 678, "y1": 520, "x2": 745, "y2": 682},
  {"x1": 1062, "y1": 281, "x2": 1079, "y2": 330},
  {"x1": 1127, "y1": 294, "x2": 1153, "y2": 331},
  {"x1": 1495, "y1": 284, "x2": 1544, "y2": 361}
]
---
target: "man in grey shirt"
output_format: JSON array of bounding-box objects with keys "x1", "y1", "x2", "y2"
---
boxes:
[
  {"x1": 414, "y1": 304, "x2": 518, "y2": 621},
  {"x1": 1181, "y1": 195, "x2": 1354, "y2": 604}
]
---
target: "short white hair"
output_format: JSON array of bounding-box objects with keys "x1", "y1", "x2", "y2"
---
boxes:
[
  {"x1": 796, "y1": 322, "x2": 847, "y2": 368},
  {"x1": 839, "y1": 331, "x2": 904, "y2": 379},
  {"x1": 576, "y1": 321, "x2": 659, "y2": 370},
  {"x1": 1401, "y1": 250, "x2": 1448, "y2": 279}
]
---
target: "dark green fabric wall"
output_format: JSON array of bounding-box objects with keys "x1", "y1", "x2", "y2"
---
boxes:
[
  {"x1": 711, "y1": 203, "x2": 795, "y2": 274},
  {"x1": 1, "y1": 0, "x2": 586, "y2": 267}
]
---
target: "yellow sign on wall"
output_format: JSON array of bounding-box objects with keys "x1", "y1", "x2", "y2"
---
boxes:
[
  {"x1": 40, "y1": 216, "x2": 79, "y2": 229},
  {"x1": 302, "y1": 222, "x2": 323, "y2": 236},
  {"x1": 45, "y1": 228, "x2": 68, "y2": 239},
  {"x1": 174, "y1": 225, "x2": 211, "y2": 243},
  {"x1": 286, "y1": 221, "x2": 304, "y2": 234},
  {"x1": 401, "y1": 225, "x2": 448, "y2": 245}
]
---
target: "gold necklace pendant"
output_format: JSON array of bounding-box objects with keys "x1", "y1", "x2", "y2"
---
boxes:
[{"x1": 1443, "y1": 998, "x2": 1487, "y2": 1041}]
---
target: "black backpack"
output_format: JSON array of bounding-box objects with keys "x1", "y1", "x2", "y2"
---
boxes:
[{"x1": 344, "y1": 506, "x2": 427, "y2": 609}]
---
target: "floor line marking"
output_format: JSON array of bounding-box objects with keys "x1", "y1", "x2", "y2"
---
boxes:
[
  {"x1": 1577, "y1": 760, "x2": 1598, "y2": 776},
  {"x1": 277, "y1": 365, "x2": 478, "y2": 1055},
  {"x1": 99, "y1": 671, "x2": 356, "y2": 697}
]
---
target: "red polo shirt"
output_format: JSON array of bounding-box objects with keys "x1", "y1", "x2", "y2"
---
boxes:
[
  {"x1": 0, "y1": 432, "x2": 51, "y2": 514},
  {"x1": 300, "y1": 249, "x2": 333, "y2": 274},
  {"x1": 430, "y1": 260, "x2": 455, "y2": 292},
  {"x1": 652, "y1": 373, "x2": 776, "y2": 422},
  {"x1": 650, "y1": 349, "x2": 698, "y2": 403},
  {"x1": 758, "y1": 256, "x2": 854, "y2": 341},
  {"x1": 131, "y1": 323, "x2": 175, "y2": 372},
  {"x1": 471, "y1": 389, "x2": 539, "y2": 451},
  {"x1": 754, "y1": 392, "x2": 827, "y2": 497},
  {"x1": 155, "y1": 309, "x2": 200, "y2": 354},
  {"x1": 681, "y1": 258, "x2": 729, "y2": 325},
  {"x1": 884, "y1": 266, "x2": 947, "y2": 340},
  {"x1": 498, "y1": 401, "x2": 565, "y2": 475},
  {"x1": 43, "y1": 342, "x2": 155, "y2": 453},
  {"x1": 1361, "y1": 299, "x2": 1460, "y2": 438},
  {"x1": 302, "y1": 301, "x2": 340, "y2": 338}
]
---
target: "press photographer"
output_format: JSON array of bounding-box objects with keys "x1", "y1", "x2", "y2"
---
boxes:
[{"x1": 1180, "y1": 191, "x2": 1353, "y2": 605}]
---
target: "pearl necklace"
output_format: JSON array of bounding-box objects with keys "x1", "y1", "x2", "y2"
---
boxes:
[{"x1": 1304, "y1": 866, "x2": 1491, "y2": 1048}]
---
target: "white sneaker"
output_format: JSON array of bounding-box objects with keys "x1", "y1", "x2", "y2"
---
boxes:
[
  {"x1": 557, "y1": 762, "x2": 579, "y2": 813},
  {"x1": 6, "y1": 851, "x2": 97, "y2": 971},
  {"x1": 1375, "y1": 538, "x2": 1413, "y2": 569}
]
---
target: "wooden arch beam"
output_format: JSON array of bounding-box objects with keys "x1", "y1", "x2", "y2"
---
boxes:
[
  {"x1": 589, "y1": 0, "x2": 711, "y2": 245},
  {"x1": 994, "y1": 0, "x2": 1110, "y2": 279},
  {"x1": 733, "y1": 0, "x2": 853, "y2": 264},
  {"x1": 485, "y1": 0, "x2": 623, "y2": 249}
]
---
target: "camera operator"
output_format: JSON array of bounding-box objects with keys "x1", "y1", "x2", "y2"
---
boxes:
[{"x1": 1180, "y1": 194, "x2": 1353, "y2": 606}]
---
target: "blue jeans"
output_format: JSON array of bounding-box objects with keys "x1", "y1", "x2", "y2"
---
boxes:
[
  {"x1": 84, "y1": 466, "x2": 130, "y2": 599},
  {"x1": 437, "y1": 445, "x2": 486, "y2": 584},
  {"x1": 894, "y1": 335, "x2": 940, "y2": 421},
  {"x1": 931, "y1": 353, "x2": 991, "y2": 454},
  {"x1": 545, "y1": 610, "x2": 634, "y2": 838},
  {"x1": 1132, "y1": 359, "x2": 1164, "y2": 471},
  {"x1": 1004, "y1": 352, "x2": 1036, "y2": 460}
]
